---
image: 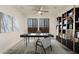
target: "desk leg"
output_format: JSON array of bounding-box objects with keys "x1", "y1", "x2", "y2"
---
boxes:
[
  {"x1": 27, "y1": 37, "x2": 29, "y2": 43},
  {"x1": 25, "y1": 37, "x2": 27, "y2": 46},
  {"x1": 24, "y1": 38, "x2": 26, "y2": 46},
  {"x1": 25, "y1": 37, "x2": 30, "y2": 47}
]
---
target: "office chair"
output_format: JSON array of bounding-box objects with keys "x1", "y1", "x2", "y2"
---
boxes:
[{"x1": 35, "y1": 37, "x2": 52, "y2": 54}]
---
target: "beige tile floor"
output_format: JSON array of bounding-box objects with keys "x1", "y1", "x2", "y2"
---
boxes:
[{"x1": 4, "y1": 38, "x2": 75, "y2": 54}]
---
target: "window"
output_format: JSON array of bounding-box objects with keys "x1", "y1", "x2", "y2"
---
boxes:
[
  {"x1": 39, "y1": 18, "x2": 49, "y2": 33},
  {"x1": 28, "y1": 18, "x2": 38, "y2": 33},
  {"x1": 13, "y1": 17, "x2": 20, "y2": 32},
  {"x1": 0, "y1": 12, "x2": 20, "y2": 33},
  {"x1": 27, "y1": 18, "x2": 49, "y2": 33},
  {"x1": 1, "y1": 14, "x2": 13, "y2": 32}
]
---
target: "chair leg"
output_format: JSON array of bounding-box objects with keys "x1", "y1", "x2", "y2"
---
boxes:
[
  {"x1": 42, "y1": 46, "x2": 46, "y2": 54},
  {"x1": 50, "y1": 45, "x2": 52, "y2": 51},
  {"x1": 35, "y1": 44, "x2": 37, "y2": 53}
]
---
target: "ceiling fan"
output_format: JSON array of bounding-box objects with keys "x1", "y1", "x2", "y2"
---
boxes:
[{"x1": 33, "y1": 6, "x2": 48, "y2": 15}]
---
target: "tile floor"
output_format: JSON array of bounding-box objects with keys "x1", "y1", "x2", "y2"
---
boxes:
[{"x1": 4, "y1": 37, "x2": 75, "y2": 54}]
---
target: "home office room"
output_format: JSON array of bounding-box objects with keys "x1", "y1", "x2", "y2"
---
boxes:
[
  {"x1": 0, "y1": 0, "x2": 78, "y2": 55},
  {"x1": 0, "y1": 5, "x2": 79, "y2": 54}
]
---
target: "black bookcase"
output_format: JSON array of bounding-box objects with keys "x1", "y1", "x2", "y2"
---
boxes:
[{"x1": 56, "y1": 7, "x2": 79, "y2": 53}]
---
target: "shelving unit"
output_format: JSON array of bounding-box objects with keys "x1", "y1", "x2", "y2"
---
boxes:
[
  {"x1": 56, "y1": 17, "x2": 62, "y2": 42},
  {"x1": 56, "y1": 6, "x2": 79, "y2": 53}
]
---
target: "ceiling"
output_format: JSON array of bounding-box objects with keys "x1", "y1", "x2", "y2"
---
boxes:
[{"x1": 13, "y1": 5, "x2": 73, "y2": 17}]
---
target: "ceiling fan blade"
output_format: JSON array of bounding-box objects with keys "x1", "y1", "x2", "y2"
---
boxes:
[
  {"x1": 32, "y1": 9, "x2": 41, "y2": 12},
  {"x1": 41, "y1": 10, "x2": 48, "y2": 12}
]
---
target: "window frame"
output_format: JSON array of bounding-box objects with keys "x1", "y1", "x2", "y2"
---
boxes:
[{"x1": 27, "y1": 18, "x2": 49, "y2": 33}]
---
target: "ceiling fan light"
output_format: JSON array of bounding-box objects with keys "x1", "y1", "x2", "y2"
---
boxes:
[{"x1": 38, "y1": 11, "x2": 42, "y2": 14}]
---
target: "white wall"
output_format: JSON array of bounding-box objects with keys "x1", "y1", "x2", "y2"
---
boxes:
[{"x1": 0, "y1": 6, "x2": 26, "y2": 53}]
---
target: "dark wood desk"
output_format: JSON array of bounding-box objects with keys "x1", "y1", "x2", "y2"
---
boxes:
[
  {"x1": 20, "y1": 34, "x2": 54, "y2": 46},
  {"x1": 20, "y1": 34, "x2": 54, "y2": 37}
]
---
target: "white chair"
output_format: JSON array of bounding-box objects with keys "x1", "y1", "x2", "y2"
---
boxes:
[{"x1": 35, "y1": 37, "x2": 52, "y2": 54}]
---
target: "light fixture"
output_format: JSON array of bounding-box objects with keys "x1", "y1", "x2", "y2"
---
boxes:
[{"x1": 38, "y1": 11, "x2": 43, "y2": 15}]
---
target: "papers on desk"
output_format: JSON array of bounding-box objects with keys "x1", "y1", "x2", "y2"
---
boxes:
[
  {"x1": 28, "y1": 33, "x2": 49, "y2": 35},
  {"x1": 29, "y1": 33, "x2": 36, "y2": 35}
]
